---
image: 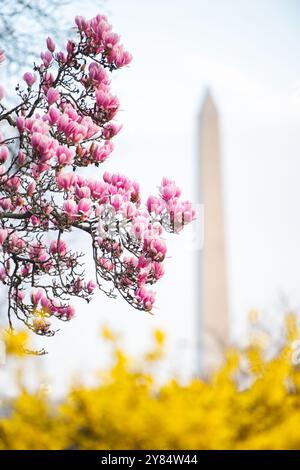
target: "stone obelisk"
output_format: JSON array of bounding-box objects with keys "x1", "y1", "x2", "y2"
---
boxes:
[{"x1": 197, "y1": 89, "x2": 229, "y2": 375}]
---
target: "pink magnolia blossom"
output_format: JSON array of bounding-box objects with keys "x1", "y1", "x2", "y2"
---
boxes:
[
  {"x1": 73, "y1": 277, "x2": 83, "y2": 293},
  {"x1": 16, "y1": 117, "x2": 26, "y2": 133},
  {"x1": 137, "y1": 256, "x2": 151, "y2": 269},
  {"x1": 111, "y1": 194, "x2": 123, "y2": 212},
  {"x1": 0, "y1": 85, "x2": 5, "y2": 101},
  {"x1": 160, "y1": 184, "x2": 177, "y2": 202},
  {"x1": 46, "y1": 87, "x2": 60, "y2": 105},
  {"x1": 147, "y1": 195, "x2": 164, "y2": 215},
  {"x1": 41, "y1": 51, "x2": 53, "y2": 67},
  {"x1": 20, "y1": 266, "x2": 30, "y2": 277},
  {"x1": 29, "y1": 244, "x2": 49, "y2": 263},
  {"x1": 46, "y1": 36, "x2": 56, "y2": 53},
  {"x1": 57, "y1": 172, "x2": 77, "y2": 190},
  {"x1": 76, "y1": 186, "x2": 91, "y2": 199},
  {"x1": 77, "y1": 198, "x2": 92, "y2": 218},
  {"x1": 56, "y1": 146, "x2": 74, "y2": 166},
  {"x1": 87, "y1": 280, "x2": 96, "y2": 293},
  {"x1": 95, "y1": 89, "x2": 119, "y2": 115},
  {"x1": 0, "y1": 229, "x2": 8, "y2": 245},
  {"x1": 27, "y1": 181, "x2": 36, "y2": 196},
  {"x1": 64, "y1": 305, "x2": 76, "y2": 320},
  {"x1": 0, "y1": 146, "x2": 9, "y2": 163},
  {"x1": 135, "y1": 287, "x2": 156, "y2": 312},
  {"x1": 114, "y1": 48, "x2": 132, "y2": 68},
  {"x1": 48, "y1": 106, "x2": 60, "y2": 125},
  {"x1": 56, "y1": 51, "x2": 67, "y2": 64},
  {"x1": 30, "y1": 215, "x2": 40, "y2": 226},
  {"x1": 6, "y1": 176, "x2": 20, "y2": 192},
  {"x1": 0, "y1": 267, "x2": 7, "y2": 281},
  {"x1": 66, "y1": 40, "x2": 75, "y2": 55},
  {"x1": 146, "y1": 237, "x2": 167, "y2": 262},
  {"x1": 31, "y1": 289, "x2": 44, "y2": 305},
  {"x1": 9, "y1": 233, "x2": 26, "y2": 252},
  {"x1": 41, "y1": 296, "x2": 51, "y2": 310},
  {"x1": 0, "y1": 198, "x2": 12, "y2": 211},
  {"x1": 63, "y1": 199, "x2": 77, "y2": 219},
  {"x1": 98, "y1": 257, "x2": 113, "y2": 271},
  {"x1": 17, "y1": 150, "x2": 26, "y2": 165},
  {"x1": 88, "y1": 62, "x2": 109, "y2": 87},
  {"x1": 91, "y1": 142, "x2": 113, "y2": 163},
  {"x1": 152, "y1": 262, "x2": 165, "y2": 280},
  {"x1": 122, "y1": 201, "x2": 135, "y2": 219},
  {"x1": 102, "y1": 122, "x2": 122, "y2": 139},
  {"x1": 75, "y1": 15, "x2": 87, "y2": 31},
  {"x1": 50, "y1": 239, "x2": 68, "y2": 256},
  {"x1": 23, "y1": 72, "x2": 36, "y2": 87},
  {"x1": 15, "y1": 290, "x2": 25, "y2": 303}
]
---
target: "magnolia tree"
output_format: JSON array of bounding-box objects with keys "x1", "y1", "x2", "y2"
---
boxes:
[{"x1": 0, "y1": 14, "x2": 195, "y2": 340}]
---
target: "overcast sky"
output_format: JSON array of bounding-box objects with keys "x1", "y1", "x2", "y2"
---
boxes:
[{"x1": 2, "y1": 0, "x2": 300, "y2": 395}]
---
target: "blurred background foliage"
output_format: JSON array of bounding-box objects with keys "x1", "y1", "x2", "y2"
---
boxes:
[
  {"x1": 0, "y1": 0, "x2": 71, "y2": 75},
  {"x1": 1, "y1": 316, "x2": 300, "y2": 450}
]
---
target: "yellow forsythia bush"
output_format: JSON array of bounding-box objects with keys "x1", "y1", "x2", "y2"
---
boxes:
[{"x1": 1, "y1": 316, "x2": 300, "y2": 450}]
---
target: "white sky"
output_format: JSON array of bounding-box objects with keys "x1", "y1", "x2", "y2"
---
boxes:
[{"x1": 2, "y1": 0, "x2": 300, "y2": 395}]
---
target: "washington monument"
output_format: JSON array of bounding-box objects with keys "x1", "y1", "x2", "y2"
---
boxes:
[{"x1": 197, "y1": 90, "x2": 229, "y2": 375}]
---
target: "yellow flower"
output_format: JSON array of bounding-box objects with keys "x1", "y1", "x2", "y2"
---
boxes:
[
  {"x1": 1, "y1": 330, "x2": 29, "y2": 357},
  {"x1": 1, "y1": 320, "x2": 300, "y2": 450},
  {"x1": 154, "y1": 329, "x2": 165, "y2": 346},
  {"x1": 101, "y1": 325, "x2": 116, "y2": 342}
]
